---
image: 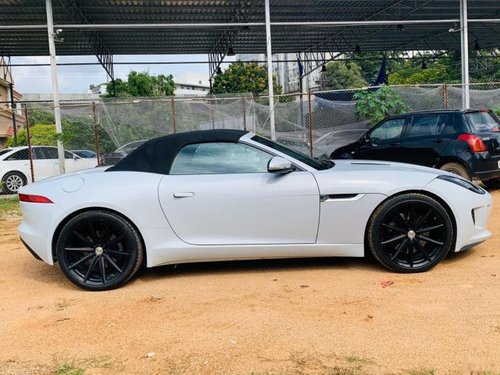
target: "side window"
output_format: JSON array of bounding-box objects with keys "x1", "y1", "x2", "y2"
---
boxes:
[
  {"x1": 369, "y1": 118, "x2": 405, "y2": 141},
  {"x1": 170, "y1": 142, "x2": 273, "y2": 175},
  {"x1": 65, "y1": 151, "x2": 75, "y2": 159},
  {"x1": 42, "y1": 147, "x2": 59, "y2": 159},
  {"x1": 407, "y1": 115, "x2": 439, "y2": 137},
  {"x1": 5, "y1": 149, "x2": 30, "y2": 161}
]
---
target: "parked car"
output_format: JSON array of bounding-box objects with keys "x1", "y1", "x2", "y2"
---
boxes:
[
  {"x1": 70, "y1": 149, "x2": 97, "y2": 159},
  {"x1": 330, "y1": 109, "x2": 500, "y2": 188},
  {"x1": 101, "y1": 140, "x2": 145, "y2": 165},
  {"x1": 0, "y1": 146, "x2": 97, "y2": 194},
  {"x1": 18, "y1": 130, "x2": 491, "y2": 290}
]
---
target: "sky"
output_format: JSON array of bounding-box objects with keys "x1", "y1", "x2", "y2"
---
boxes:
[{"x1": 11, "y1": 54, "x2": 237, "y2": 94}]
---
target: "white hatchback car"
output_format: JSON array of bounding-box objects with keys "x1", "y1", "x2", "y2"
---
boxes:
[{"x1": 0, "y1": 146, "x2": 97, "y2": 194}]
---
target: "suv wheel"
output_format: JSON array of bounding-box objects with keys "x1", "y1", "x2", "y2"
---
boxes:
[{"x1": 439, "y1": 162, "x2": 470, "y2": 180}]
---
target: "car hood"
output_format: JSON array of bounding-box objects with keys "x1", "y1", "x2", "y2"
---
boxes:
[{"x1": 314, "y1": 159, "x2": 445, "y2": 195}]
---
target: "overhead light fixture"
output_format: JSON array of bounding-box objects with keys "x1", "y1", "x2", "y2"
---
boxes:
[
  {"x1": 397, "y1": 24, "x2": 405, "y2": 32},
  {"x1": 354, "y1": 44, "x2": 361, "y2": 54},
  {"x1": 421, "y1": 61, "x2": 427, "y2": 70},
  {"x1": 474, "y1": 40, "x2": 480, "y2": 51},
  {"x1": 216, "y1": 67, "x2": 223, "y2": 75},
  {"x1": 227, "y1": 47, "x2": 236, "y2": 56}
]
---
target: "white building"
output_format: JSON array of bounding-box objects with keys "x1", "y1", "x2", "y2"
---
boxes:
[{"x1": 174, "y1": 72, "x2": 210, "y2": 97}]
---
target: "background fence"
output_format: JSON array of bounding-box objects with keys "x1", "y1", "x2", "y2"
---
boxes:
[{"x1": 2, "y1": 82, "x2": 499, "y2": 192}]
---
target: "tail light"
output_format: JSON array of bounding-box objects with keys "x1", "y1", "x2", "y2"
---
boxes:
[
  {"x1": 19, "y1": 194, "x2": 53, "y2": 203},
  {"x1": 458, "y1": 134, "x2": 487, "y2": 152}
]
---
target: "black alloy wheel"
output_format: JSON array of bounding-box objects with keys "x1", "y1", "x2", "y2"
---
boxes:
[
  {"x1": 56, "y1": 210, "x2": 143, "y2": 291},
  {"x1": 367, "y1": 193, "x2": 453, "y2": 273}
]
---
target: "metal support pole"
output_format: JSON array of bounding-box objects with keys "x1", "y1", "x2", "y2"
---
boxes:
[
  {"x1": 242, "y1": 97, "x2": 247, "y2": 131},
  {"x1": 9, "y1": 83, "x2": 17, "y2": 146},
  {"x1": 460, "y1": 0, "x2": 470, "y2": 109},
  {"x1": 24, "y1": 105, "x2": 35, "y2": 183},
  {"x1": 92, "y1": 102, "x2": 101, "y2": 166},
  {"x1": 307, "y1": 89, "x2": 314, "y2": 157},
  {"x1": 171, "y1": 98, "x2": 177, "y2": 133},
  {"x1": 46, "y1": 0, "x2": 65, "y2": 174},
  {"x1": 264, "y1": 0, "x2": 276, "y2": 140},
  {"x1": 443, "y1": 83, "x2": 449, "y2": 109}
]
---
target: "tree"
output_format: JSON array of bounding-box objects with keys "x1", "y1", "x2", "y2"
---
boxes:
[
  {"x1": 320, "y1": 61, "x2": 367, "y2": 90},
  {"x1": 354, "y1": 85, "x2": 411, "y2": 125},
  {"x1": 105, "y1": 71, "x2": 175, "y2": 97},
  {"x1": 211, "y1": 61, "x2": 284, "y2": 97}
]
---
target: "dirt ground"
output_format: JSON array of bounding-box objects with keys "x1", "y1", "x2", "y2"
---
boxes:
[{"x1": 0, "y1": 192, "x2": 499, "y2": 375}]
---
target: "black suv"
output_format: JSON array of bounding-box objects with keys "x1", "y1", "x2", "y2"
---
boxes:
[{"x1": 330, "y1": 109, "x2": 500, "y2": 188}]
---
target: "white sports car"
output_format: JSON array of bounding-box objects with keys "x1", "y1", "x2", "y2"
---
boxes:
[{"x1": 18, "y1": 130, "x2": 492, "y2": 291}]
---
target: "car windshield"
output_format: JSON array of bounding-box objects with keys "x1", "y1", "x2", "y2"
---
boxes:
[
  {"x1": 465, "y1": 111, "x2": 499, "y2": 132},
  {"x1": 251, "y1": 135, "x2": 333, "y2": 170}
]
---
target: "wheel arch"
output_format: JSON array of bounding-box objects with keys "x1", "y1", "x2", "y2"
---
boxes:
[
  {"x1": 364, "y1": 189, "x2": 457, "y2": 255},
  {"x1": 51, "y1": 207, "x2": 147, "y2": 266}
]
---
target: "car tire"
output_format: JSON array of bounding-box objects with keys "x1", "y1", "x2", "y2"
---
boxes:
[
  {"x1": 439, "y1": 162, "x2": 470, "y2": 180},
  {"x1": 2, "y1": 171, "x2": 27, "y2": 194},
  {"x1": 56, "y1": 210, "x2": 144, "y2": 291},
  {"x1": 482, "y1": 178, "x2": 500, "y2": 190},
  {"x1": 367, "y1": 193, "x2": 454, "y2": 273}
]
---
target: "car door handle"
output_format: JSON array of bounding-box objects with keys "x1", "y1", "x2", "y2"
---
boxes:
[
  {"x1": 173, "y1": 192, "x2": 195, "y2": 198},
  {"x1": 390, "y1": 142, "x2": 401, "y2": 147}
]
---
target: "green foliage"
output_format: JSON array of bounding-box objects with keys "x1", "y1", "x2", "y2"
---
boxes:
[
  {"x1": 390, "y1": 61, "x2": 460, "y2": 85},
  {"x1": 54, "y1": 363, "x2": 85, "y2": 375},
  {"x1": 211, "y1": 61, "x2": 286, "y2": 98},
  {"x1": 320, "y1": 61, "x2": 368, "y2": 90},
  {"x1": 6, "y1": 124, "x2": 57, "y2": 147},
  {"x1": 354, "y1": 85, "x2": 411, "y2": 125},
  {"x1": 105, "y1": 71, "x2": 175, "y2": 97},
  {"x1": 6, "y1": 108, "x2": 115, "y2": 152}
]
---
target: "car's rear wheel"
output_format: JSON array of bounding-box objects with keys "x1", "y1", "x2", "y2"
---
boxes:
[
  {"x1": 2, "y1": 171, "x2": 27, "y2": 194},
  {"x1": 56, "y1": 210, "x2": 143, "y2": 291},
  {"x1": 439, "y1": 162, "x2": 470, "y2": 180},
  {"x1": 367, "y1": 193, "x2": 453, "y2": 273}
]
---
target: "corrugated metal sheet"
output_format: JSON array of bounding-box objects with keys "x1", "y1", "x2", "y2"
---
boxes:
[{"x1": 0, "y1": 0, "x2": 498, "y2": 56}]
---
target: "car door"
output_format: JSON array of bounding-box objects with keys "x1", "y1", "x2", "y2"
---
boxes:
[
  {"x1": 158, "y1": 141, "x2": 320, "y2": 246},
  {"x1": 32, "y1": 147, "x2": 59, "y2": 180},
  {"x1": 398, "y1": 114, "x2": 448, "y2": 167},
  {"x1": 353, "y1": 117, "x2": 407, "y2": 161}
]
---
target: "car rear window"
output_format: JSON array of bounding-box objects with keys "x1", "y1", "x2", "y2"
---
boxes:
[{"x1": 465, "y1": 111, "x2": 499, "y2": 132}]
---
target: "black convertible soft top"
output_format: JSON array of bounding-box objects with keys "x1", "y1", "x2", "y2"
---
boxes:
[{"x1": 107, "y1": 129, "x2": 248, "y2": 174}]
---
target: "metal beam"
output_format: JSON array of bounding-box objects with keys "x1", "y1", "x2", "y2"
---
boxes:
[
  {"x1": 45, "y1": 0, "x2": 65, "y2": 174},
  {"x1": 265, "y1": 0, "x2": 275, "y2": 141},
  {"x1": 1, "y1": 19, "x2": 499, "y2": 31},
  {"x1": 56, "y1": 0, "x2": 114, "y2": 81},
  {"x1": 460, "y1": 0, "x2": 471, "y2": 109},
  {"x1": 208, "y1": 0, "x2": 255, "y2": 79}
]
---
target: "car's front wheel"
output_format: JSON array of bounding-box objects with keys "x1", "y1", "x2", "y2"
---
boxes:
[
  {"x1": 367, "y1": 193, "x2": 454, "y2": 273},
  {"x1": 2, "y1": 171, "x2": 27, "y2": 194},
  {"x1": 56, "y1": 210, "x2": 144, "y2": 291}
]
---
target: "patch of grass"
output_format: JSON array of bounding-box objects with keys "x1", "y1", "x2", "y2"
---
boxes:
[
  {"x1": 401, "y1": 369, "x2": 435, "y2": 375},
  {"x1": 54, "y1": 363, "x2": 85, "y2": 375},
  {"x1": 0, "y1": 196, "x2": 20, "y2": 219}
]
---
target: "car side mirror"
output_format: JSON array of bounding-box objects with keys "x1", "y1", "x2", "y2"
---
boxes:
[
  {"x1": 73, "y1": 155, "x2": 80, "y2": 160},
  {"x1": 267, "y1": 156, "x2": 295, "y2": 174}
]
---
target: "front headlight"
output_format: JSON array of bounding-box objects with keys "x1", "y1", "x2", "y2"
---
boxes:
[{"x1": 437, "y1": 175, "x2": 486, "y2": 195}]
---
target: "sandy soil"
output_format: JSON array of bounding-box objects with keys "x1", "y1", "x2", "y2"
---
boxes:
[{"x1": 0, "y1": 192, "x2": 499, "y2": 375}]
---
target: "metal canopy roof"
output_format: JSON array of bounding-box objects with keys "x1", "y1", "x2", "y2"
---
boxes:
[{"x1": 1, "y1": 0, "x2": 499, "y2": 57}]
